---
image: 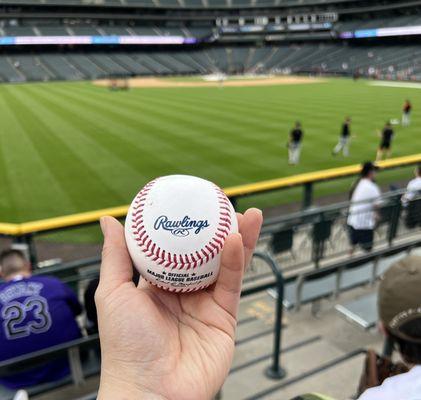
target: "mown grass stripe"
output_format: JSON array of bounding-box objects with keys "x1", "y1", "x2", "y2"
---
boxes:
[{"x1": 4, "y1": 85, "x2": 122, "y2": 218}]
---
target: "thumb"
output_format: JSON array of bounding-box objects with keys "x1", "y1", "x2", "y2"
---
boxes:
[{"x1": 97, "y1": 216, "x2": 134, "y2": 296}]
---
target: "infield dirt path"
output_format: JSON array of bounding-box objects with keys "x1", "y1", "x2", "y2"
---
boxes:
[{"x1": 94, "y1": 76, "x2": 325, "y2": 88}]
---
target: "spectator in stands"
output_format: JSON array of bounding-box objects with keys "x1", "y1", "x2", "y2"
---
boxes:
[
  {"x1": 94, "y1": 210, "x2": 262, "y2": 400},
  {"x1": 332, "y1": 116, "x2": 352, "y2": 157},
  {"x1": 402, "y1": 99, "x2": 412, "y2": 127},
  {"x1": 358, "y1": 255, "x2": 421, "y2": 399},
  {"x1": 0, "y1": 249, "x2": 82, "y2": 389},
  {"x1": 347, "y1": 162, "x2": 381, "y2": 255},
  {"x1": 402, "y1": 164, "x2": 421, "y2": 229},
  {"x1": 376, "y1": 121, "x2": 394, "y2": 161},
  {"x1": 288, "y1": 121, "x2": 303, "y2": 165},
  {"x1": 401, "y1": 164, "x2": 421, "y2": 206}
]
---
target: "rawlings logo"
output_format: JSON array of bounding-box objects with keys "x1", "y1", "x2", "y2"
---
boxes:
[{"x1": 154, "y1": 215, "x2": 210, "y2": 237}]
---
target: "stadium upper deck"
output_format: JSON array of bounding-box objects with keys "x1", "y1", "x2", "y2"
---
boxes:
[{"x1": 0, "y1": 0, "x2": 421, "y2": 82}]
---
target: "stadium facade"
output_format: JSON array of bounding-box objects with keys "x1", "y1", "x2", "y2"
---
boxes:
[{"x1": 0, "y1": 0, "x2": 420, "y2": 82}]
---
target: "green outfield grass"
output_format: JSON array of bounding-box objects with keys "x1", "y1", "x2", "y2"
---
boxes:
[{"x1": 0, "y1": 78, "x2": 419, "y2": 230}]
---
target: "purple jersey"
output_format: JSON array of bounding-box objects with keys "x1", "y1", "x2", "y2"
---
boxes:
[{"x1": 0, "y1": 275, "x2": 82, "y2": 389}]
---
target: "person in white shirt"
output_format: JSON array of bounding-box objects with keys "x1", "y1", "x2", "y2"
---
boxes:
[
  {"x1": 402, "y1": 164, "x2": 421, "y2": 206},
  {"x1": 347, "y1": 162, "x2": 381, "y2": 255},
  {"x1": 358, "y1": 255, "x2": 421, "y2": 400}
]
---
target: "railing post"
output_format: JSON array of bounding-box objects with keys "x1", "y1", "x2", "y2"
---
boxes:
[
  {"x1": 387, "y1": 195, "x2": 401, "y2": 246},
  {"x1": 302, "y1": 182, "x2": 313, "y2": 209},
  {"x1": 253, "y1": 252, "x2": 286, "y2": 380},
  {"x1": 12, "y1": 234, "x2": 38, "y2": 267},
  {"x1": 68, "y1": 346, "x2": 85, "y2": 387}
]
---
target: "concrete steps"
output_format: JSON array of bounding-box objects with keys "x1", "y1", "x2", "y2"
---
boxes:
[{"x1": 222, "y1": 287, "x2": 384, "y2": 400}]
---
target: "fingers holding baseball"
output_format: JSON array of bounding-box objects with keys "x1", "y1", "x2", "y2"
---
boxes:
[
  {"x1": 213, "y1": 233, "x2": 245, "y2": 319},
  {"x1": 239, "y1": 208, "x2": 263, "y2": 269},
  {"x1": 236, "y1": 212, "x2": 243, "y2": 229},
  {"x1": 98, "y1": 216, "x2": 134, "y2": 297},
  {"x1": 212, "y1": 208, "x2": 262, "y2": 318}
]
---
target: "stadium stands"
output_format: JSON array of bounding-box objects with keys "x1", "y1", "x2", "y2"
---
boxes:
[
  {"x1": 3, "y1": 26, "x2": 36, "y2": 36},
  {"x1": 2, "y1": 43, "x2": 421, "y2": 82},
  {"x1": 0, "y1": 0, "x2": 418, "y2": 83},
  {"x1": 42, "y1": 56, "x2": 85, "y2": 81},
  {"x1": 0, "y1": 58, "x2": 24, "y2": 82}
]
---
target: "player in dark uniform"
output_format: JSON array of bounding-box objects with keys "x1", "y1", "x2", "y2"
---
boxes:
[
  {"x1": 332, "y1": 117, "x2": 352, "y2": 156},
  {"x1": 402, "y1": 99, "x2": 412, "y2": 126},
  {"x1": 376, "y1": 121, "x2": 394, "y2": 161},
  {"x1": 288, "y1": 121, "x2": 303, "y2": 165}
]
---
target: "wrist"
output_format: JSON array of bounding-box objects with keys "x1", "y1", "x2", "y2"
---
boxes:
[{"x1": 98, "y1": 370, "x2": 167, "y2": 400}]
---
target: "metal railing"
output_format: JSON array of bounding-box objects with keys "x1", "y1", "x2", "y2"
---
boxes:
[
  {"x1": 243, "y1": 252, "x2": 286, "y2": 380},
  {"x1": 244, "y1": 189, "x2": 421, "y2": 281},
  {"x1": 3, "y1": 189, "x2": 417, "y2": 294}
]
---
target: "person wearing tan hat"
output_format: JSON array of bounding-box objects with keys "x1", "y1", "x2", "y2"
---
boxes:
[{"x1": 358, "y1": 255, "x2": 421, "y2": 399}]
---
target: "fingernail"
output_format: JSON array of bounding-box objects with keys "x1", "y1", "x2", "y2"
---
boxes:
[{"x1": 100, "y1": 217, "x2": 108, "y2": 236}]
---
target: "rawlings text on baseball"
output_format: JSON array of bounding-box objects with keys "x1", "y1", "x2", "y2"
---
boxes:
[{"x1": 124, "y1": 175, "x2": 238, "y2": 292}]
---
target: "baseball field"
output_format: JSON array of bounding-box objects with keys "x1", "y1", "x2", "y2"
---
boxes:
[{"x1": 0, "y1": 76, "x2": 420, "y2": 229}]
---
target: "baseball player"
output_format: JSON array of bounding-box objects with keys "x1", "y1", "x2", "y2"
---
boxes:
[
  {"x1": 332, "y1": 117, "x2": 353, "y2": 156},
  {"x1": 376, "y1": 121, "x2": 395, "y2": 161},
  {"x1": 402, "y1": 99, "x2": 412, "y2": 126},
  {"x1": 288, "y1": 121, "x2": 303, "y2": 165}
]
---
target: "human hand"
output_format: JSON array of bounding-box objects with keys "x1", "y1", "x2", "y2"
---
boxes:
[{"x1": 95, "y1": 208, "x2": 263, "y2": 400}]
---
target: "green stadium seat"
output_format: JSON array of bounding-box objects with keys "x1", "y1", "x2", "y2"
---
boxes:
[
  {"x1": 312, "y1": 218, "x2": 334, "y2": 266},
  {"x1": 405, "y1": 197, "x2": 421, "y2": 229},
  {"x1": 269, "y1": 227, "x2": 294, "y2": 255}
]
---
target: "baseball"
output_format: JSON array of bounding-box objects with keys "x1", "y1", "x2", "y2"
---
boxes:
[{"x1": 125, "y1": 175, "x2": 238, "y2": 292}]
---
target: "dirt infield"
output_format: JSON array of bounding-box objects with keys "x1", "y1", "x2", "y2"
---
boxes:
[{"x1": 93, "y1": 76, "x2": 325, "y2": 89}]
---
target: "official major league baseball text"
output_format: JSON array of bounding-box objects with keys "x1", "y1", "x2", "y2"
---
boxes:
[{"x1": 125, "y1": 175, "x2": 238, "y2": 292}]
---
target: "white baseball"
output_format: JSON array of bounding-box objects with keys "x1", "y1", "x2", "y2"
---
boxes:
[{"x1": 125, "y1": 175, "x2": 238, "y2": 292}]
